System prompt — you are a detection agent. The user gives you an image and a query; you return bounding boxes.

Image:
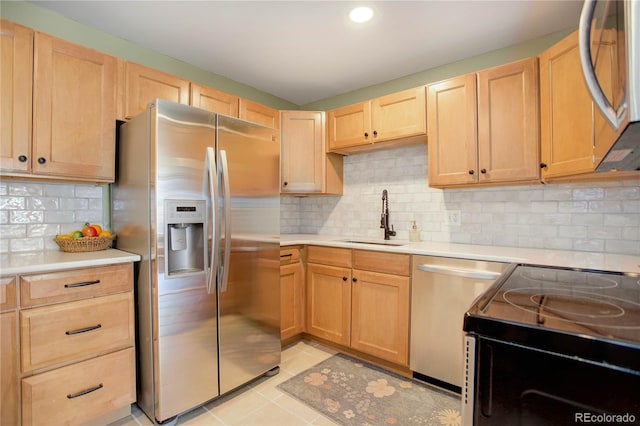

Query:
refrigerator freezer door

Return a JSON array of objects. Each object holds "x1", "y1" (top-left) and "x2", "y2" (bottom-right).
[
  {"x1": 153, "y1": 101, "x2": 220, "y2": 420},
  {"x1": 216, "y1": 115, "x2": 281, "y2": 395}
]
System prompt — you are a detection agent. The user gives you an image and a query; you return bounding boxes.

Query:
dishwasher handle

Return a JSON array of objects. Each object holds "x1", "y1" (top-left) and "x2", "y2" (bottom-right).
[{"x1": 417, "y1": 264, "x2": 502, "y2": 280}]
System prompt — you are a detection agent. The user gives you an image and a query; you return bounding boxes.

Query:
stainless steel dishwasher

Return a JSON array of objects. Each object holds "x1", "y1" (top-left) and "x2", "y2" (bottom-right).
[{"x1": 410, "y1": 255, "x2": 508, "y2": 390}]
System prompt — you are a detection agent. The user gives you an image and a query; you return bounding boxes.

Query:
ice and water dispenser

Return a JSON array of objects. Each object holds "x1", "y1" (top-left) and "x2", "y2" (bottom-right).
[{"x1": 164, "y1": 199, "x2": 206, "y2": 276}]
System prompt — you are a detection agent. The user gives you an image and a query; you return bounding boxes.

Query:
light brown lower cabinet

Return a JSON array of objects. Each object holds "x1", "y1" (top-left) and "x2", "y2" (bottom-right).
[
  {"x1": 3, "y1": 263, "x2": 136, "y2": 426},
  {"x1": 305, "y1": 246, "x2": 410, "y2": 367},
  {"x1": 1, "y1": 311, "x2": 19, "y2": 425},
  {"x1": 280, "y1": 248, "x2": 305, "y2": 341}
]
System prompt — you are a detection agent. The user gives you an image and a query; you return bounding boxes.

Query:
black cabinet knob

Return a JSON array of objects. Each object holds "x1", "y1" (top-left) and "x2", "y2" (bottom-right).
[
  {"x1": 352, "y1": 277, "x2": 358, "y2": 283},
  {"x1": 373, "y1": 130, "x2": 378, "y2": 137},
  {"x1": 468, "y1": 169, "x2": 475, "y2": 175},
  {"x1": 18, "y1": 155, "x2": 27, "y2": 163},
  {"x1": 540, "y1": 162, "x2": 548, "y2": 169},
  {"x1": 342, "y1": 276, "x2": 348, "y2": 281},
  {"x1": 364, "y1": 132, "x2": 369, "y2": 138},
  {"x1": 37, "y1": 157, "x2": 46, "y2": 164},
  {"x1": 481, "y1": 168, "x2": 487, "y2": 174},
  {"x1": 283, "y1": 181, "x2": 288, "y2": 186}
]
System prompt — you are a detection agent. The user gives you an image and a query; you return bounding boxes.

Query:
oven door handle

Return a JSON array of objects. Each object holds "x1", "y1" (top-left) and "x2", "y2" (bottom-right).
[{"x1": 417, "y1": 264, "x2": 502, "y2": 280}]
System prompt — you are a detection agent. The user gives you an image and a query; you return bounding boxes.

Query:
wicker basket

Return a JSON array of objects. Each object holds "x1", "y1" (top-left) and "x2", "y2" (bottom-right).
[{"x1": 54, "y1": 235, "x2": 116, "y2": 253}]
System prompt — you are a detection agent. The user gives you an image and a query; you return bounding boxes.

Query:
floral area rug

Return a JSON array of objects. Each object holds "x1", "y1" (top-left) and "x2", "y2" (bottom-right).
[{"x1": 277, "y1": 353, "x2": 462, "y2": 426}]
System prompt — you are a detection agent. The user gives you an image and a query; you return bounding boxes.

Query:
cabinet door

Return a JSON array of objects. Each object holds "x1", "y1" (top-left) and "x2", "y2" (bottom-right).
[
  {"x1": 239, "y1": 98, "x2": 279, "y2": 129},
  {"x1": 280, "y1": 110, "x2": 325, "y2": 193},
  {"x1": 0, "y1": 20, "x2": 33, "y2": 174},
  {"x1": 477, "y1": 58, "x2": 540, "y2": 183},
  {"x1": 539, "y1": 32, "x2": 595, "y2": 178},
  {"x1": 427, "y1": 74, "x2": 478, "y2": 186},
  {"x1": 1, "y1": 312, "x2": 18, "y2": 426},
  {"x1": 351, "y1": 269, "x2": 410, "y2": 366},
  {"x1": 280, "y1": 261, "x2": 304, "y2": 341},
  {"x1": 190, "y1": 83, "x2": 239, "y2": 117},
  {"x1": 327, "y1": 101, "x2": 371, "y2": 152},
  {"x1": 33, "y1": 33, "x2": 117, "y2": 182},
  {"x1": 371, "y1": 87, "x2": 426, "y2": 143},
  {"x1": 305, "y1": 263, "x2": 351, "y2": 346},
  {"x1": 124, "y1": 62, "x2": 189, "y2": 119}
]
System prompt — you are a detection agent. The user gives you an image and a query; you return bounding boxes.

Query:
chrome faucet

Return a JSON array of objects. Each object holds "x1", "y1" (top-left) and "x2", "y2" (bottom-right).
[{"x1": 380, "y1": 189, "x2": 396, "y2": 240}]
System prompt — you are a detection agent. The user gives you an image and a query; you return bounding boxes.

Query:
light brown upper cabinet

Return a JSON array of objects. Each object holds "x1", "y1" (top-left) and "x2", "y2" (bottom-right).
[
  {"x1": 0, "y1": 20, "x2": 33, "y2": 174},
  {"x1": 239, "y1": 98, "x2": 280, "y2": 129},
  {"x1": 428, "y1": 58, "x2": 540, "y2": 188},
  {"x1": 123, "y1": 62, "x2": 190, "y2": 119},
  {"x1": 427, "y1": 74, "x2": 478, "y2": 187},
  {"x1": 539, "y1": 31, "x2": 625, "y2": 181},
  {"x1": 1, "y1": 22, "x2": 117, "y2": 183},
  {"x1": 280, "y1": 110, "x2": 343, "y2": 195},
  {"x1": 327, "y1": 87, "x2": 427, "y2": 154},
  {"x1": 190, "y1": 83, "x2": 239, "y2": 117}
]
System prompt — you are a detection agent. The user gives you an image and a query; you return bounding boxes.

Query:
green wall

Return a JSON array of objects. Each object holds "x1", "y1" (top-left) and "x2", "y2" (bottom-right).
[
  {"x1": 302, "y1": 29, "x2": 574, "y2": 110},
  {"x1": 0, "y1": 0, "x2": 298, "y2": 110},
  {"x1": 2, "y1": 0, "x2": 573, "y2": 111}
]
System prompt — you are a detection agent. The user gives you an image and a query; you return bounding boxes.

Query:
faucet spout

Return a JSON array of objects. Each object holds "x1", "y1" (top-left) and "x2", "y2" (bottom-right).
[{"x1": 380, "y1": 189, "x2": 396, "y2": 240}]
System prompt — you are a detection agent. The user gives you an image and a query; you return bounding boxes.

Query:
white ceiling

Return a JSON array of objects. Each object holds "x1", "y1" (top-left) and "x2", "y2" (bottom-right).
[{"x1": 30, "y1": 0, "x2": 584, "y2": 106}]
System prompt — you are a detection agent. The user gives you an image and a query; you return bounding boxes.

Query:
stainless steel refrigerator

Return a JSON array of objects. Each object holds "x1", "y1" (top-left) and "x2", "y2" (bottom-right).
[{"x1": 112, "y1": 100, "x2": 281, "y2": 423}]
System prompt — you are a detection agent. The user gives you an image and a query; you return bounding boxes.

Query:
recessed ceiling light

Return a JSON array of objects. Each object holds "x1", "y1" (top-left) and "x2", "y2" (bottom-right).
[{"x1": 349, "y1": 6, "x2": 374, "y2": 23}]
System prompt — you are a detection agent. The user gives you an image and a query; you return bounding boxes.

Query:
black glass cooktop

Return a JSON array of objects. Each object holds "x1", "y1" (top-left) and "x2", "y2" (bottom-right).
[{"x1": 464, "y1": 264, "x2": 640, "y2": 371}]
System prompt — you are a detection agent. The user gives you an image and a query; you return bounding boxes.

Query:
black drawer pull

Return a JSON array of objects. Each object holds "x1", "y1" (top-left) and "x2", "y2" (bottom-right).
[
  {"x1": 65, "y1": 324, "x2": 102, "y2": 335},
  {"x1": 279, "y1": 254, "x2": 293, "y2": 258},
  {"x1": 64, "y1": 279, "x2": 100, "y2": 288},
  {"x1": 67, "y1": 383, "x2": 103, "y2": 399}
]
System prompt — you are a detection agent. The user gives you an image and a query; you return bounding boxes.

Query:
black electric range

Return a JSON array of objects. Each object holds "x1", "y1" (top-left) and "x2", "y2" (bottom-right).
[{"x1": 463, "y1": 264, "x2": 640, "y2": 425}]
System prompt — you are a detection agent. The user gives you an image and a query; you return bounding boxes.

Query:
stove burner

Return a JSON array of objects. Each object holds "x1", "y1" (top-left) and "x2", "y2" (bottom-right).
[
  {"x1": 503, "y1": 287, "x2": 640, "y2": 329},
  {"x1": 530, "y1": 292, "x2": 624, "y2": 318},
  {"x1": 520, "y1": 269, "x2": 620, "y2": 289}
]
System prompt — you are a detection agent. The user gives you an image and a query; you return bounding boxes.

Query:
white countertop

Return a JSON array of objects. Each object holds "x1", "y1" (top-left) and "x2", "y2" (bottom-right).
[
  {"x1": 281, "y1": 234, "x2": 640, "y2": 274},
  {"x1": 0, "y1": 249, "x2": 141, "y2": 275}
]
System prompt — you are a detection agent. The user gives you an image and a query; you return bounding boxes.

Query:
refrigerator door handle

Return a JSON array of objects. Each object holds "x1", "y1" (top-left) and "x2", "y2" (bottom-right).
[
  {"x1": 578, "y1": 0, "x2": 627, "y2": 130},
  {"x1": 219, "y1": 149, "x2": 232, "y2": 293},
  {"x1": 205, "y1": 147, "x2": 220, "y2": 294}
]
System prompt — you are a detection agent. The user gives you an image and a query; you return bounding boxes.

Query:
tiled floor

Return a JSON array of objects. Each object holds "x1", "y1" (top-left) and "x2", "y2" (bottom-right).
[{"x1": 110, "y1": 340, "x2": 342, "y2": 426}]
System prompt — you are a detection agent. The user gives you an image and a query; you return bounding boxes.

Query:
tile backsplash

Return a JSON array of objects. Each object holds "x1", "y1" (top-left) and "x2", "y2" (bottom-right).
[
  {"x1": 2, "y1": 144, "x2": 638, "y2": 256},
  {"x1": 281, "y1": 144, "x2": 640, "y2": 256},
  {"x1": 0, "y1": 181, "x2": 105, "y2": 253}
]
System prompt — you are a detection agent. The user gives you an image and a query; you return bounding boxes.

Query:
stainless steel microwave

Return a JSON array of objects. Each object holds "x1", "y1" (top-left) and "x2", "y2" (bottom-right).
[{"x1": 579, "y1": 0, "x2": 639, "y2": 171}]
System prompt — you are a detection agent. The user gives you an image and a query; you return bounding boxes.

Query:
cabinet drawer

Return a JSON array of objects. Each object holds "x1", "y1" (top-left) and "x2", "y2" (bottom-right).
[
  {"x1": 20, "y1": 292, "x2": 134, "y2": 372},
  {"x1": 353, "y1": 250, "x2": 411, "y2": 276},
  {"x1": 1, "y1": 276, "x2": 17, "y2": 311},
  {"x1": 307, "y1": 245, "x2": 352, "y2": 268},
  {"x1": 20, "y1": 263, "x2": 133, "y2": 307},
  {"x1": 280, "y1": 248, "x2": 301, "y2": 265},
  {"x1": 22, "y1": 347, "x2": 135, "y2": 426}
]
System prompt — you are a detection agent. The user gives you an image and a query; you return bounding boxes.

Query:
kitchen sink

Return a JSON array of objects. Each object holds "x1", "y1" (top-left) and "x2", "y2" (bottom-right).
[{"x1": 338, "y1": 239, "x2": 408, "y2": 246}]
